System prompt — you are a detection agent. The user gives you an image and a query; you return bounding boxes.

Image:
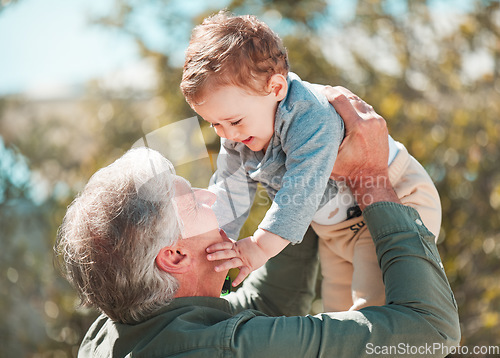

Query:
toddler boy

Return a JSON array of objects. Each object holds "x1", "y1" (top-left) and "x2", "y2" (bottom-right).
[{"x1": 181, "y1": 12, "x2": 441, "y2": 311}]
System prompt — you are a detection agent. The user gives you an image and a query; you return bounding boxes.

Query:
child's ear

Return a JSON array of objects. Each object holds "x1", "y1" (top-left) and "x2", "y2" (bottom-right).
[
  {"x1": 155, "y1": 246, "x2": 191, "y2": 274},
  {"x1": 268, "y1": 74, "x2": 288, "y2": 101}
]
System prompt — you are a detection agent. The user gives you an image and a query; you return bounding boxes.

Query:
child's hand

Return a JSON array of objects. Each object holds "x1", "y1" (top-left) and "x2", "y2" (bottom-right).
[
  {"x1": 206, "y1": 229, "x2": 290, "y2": 287},
  {"x1": 206, "y1": 236, "x2": 271, "y2": 287}
]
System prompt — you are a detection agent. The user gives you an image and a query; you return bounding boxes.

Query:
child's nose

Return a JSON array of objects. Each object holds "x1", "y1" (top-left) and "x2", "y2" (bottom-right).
[
  {"x1": 213, "y1": 126, "x2": 226, "y2": 139},
  {"x1": 224, "y1": 126, "x2": 239, "y2": 141}
]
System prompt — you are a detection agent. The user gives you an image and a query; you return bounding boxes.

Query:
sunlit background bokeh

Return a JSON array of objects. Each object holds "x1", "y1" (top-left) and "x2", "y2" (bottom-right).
[{"x1": 1, "y1": 0, "x2": 499, "y2": 356}]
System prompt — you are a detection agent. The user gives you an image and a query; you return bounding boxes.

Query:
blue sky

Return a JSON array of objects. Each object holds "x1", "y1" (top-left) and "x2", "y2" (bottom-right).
[
  {"x1": 0, "y1": 0, "x2": 138, "y2": 96},
  {"x1": 0, "y1": 0, "x2": 476, "y2": 96}
]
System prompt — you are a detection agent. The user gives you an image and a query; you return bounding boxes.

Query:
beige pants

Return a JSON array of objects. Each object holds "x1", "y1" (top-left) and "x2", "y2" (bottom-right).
[{"x1": 311, "y1": 144, "x2": 441, "y2": 312}]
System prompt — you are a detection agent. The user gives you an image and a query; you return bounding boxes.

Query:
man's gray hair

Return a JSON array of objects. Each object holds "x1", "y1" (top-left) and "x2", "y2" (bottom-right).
[{"x1": 55, "y1": 147, "x2": 181, "y2": 324}]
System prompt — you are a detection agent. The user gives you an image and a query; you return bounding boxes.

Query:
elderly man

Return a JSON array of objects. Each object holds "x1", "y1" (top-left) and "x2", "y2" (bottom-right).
[{"x1": 55, "y1": 87, "x2": 460, "y2": 357}]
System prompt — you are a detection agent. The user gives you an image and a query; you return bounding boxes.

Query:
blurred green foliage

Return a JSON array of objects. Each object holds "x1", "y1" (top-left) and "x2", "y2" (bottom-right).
[{"x1": 1, "y1": 0, "x2": 499, "y2": 356}]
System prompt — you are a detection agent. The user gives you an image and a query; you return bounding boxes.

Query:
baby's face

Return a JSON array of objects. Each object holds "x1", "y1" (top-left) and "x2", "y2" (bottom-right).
[{"x1": 193, "y1": 85, "x2": 279, "y2": 152}]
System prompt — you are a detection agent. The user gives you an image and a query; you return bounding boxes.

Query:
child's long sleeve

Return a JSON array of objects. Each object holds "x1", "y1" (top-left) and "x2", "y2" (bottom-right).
[
  {"x1": 209, "y1": 73, "x2": 345, "y2": 244},
  {"x1": 209, "y1": 140, "x2": 258, "y2": 240},
  {"x1": 258, "y1": 82, "x2": 344, "y2": 243}
]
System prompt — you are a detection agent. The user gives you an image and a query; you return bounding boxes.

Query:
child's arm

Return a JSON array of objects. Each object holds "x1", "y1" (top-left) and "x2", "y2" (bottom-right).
[
  {"x1": 256, "y1": 81, "x2": 345, "y2": 245},
  {"x1": 206, "y1": 229, "x2": 290, "y2": 287}
]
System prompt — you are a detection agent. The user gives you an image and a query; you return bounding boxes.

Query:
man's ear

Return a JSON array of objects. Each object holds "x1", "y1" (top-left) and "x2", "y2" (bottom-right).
[
  {"x1": 267, "y1": 74, "x2": 288, "y2": 101},
  {"x1": 155, "y1": 246, "x2": 191, "y2": 274}
]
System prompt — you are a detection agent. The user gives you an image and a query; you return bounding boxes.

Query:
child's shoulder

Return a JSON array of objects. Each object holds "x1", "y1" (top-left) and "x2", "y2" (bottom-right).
[
  {"x1": 281, "y1": 72, "x2": 332, "y2": 112},
  {"x1": 275, "y1": 73, "x2": 343, "y2": 143}
]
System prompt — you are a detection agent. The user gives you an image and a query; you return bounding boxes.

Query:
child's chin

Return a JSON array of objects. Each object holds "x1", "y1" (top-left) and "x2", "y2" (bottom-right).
[{"x1": 245, "y1": 142, "x2": 261, "y2": 151}]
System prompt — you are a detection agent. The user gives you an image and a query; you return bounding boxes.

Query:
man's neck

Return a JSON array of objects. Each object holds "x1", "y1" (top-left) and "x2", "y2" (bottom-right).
[{"x1": 173, "y1": 273, "x2": 225, "y2": 298}]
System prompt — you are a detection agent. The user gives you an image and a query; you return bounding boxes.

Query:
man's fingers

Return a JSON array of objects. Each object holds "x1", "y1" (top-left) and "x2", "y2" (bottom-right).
[
  {"x1": 322, "y1": 85, "x2": 356, "y2": 99},
  {"x1": 322, "y1": 87, "x2": 362, "y2": 128},
  {"x1": 326, "y1": 86, "x2": 389, "y2": 182},
  {"x1": 326, "y1": 88, "x2": 388, "y2": 139},
  {"x1": 322, "y1": 86, "x2": 382, "y2": 126}
]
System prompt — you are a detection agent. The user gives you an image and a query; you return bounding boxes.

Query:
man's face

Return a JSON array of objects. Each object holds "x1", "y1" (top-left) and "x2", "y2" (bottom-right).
[
  {"x1": 173, "y1": 177, "x2": 231, "y2": 256},
  {"x1": 173, "y1": 177, "x2": 219, "y2": 240},
  {"x1": 193, "y1": 85, "x2": 278, "y2": 152},
  {"x1": 172, "y1": 177, "x2": 233, "y2": 294}
]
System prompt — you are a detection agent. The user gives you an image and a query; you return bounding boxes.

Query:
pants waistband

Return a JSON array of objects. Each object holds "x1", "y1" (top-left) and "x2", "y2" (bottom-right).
[{"x1": 388, "y1": 142, "x2": 411, "y2": 185}]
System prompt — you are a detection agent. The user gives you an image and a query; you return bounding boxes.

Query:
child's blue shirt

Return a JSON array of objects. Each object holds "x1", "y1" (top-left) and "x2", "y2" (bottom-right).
[{"x1": 209, "y1": 72, "x2": 344, "y2": 243}]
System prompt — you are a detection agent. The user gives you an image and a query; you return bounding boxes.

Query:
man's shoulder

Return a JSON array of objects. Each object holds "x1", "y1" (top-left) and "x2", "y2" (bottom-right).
[
  {"x1": 78, "y1": 314, "x2": 116, "y2": 357},
  {"x1": 79, "y1": 297, "x2": 267, "y2": 357}
]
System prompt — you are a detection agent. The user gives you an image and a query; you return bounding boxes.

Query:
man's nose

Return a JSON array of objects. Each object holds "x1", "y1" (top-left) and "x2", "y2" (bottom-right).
[{"x1": 194, "y1": 189, "x2": 216, "y2": 206}]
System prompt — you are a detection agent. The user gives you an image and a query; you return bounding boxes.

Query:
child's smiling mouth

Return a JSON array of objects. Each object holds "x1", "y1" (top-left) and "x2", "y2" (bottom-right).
[{"x1": 242, "y1": 136, "x2": 254, "y2": 145}]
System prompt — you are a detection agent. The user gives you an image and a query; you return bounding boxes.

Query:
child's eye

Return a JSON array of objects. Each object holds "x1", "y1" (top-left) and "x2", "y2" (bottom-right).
[
  {"x1": 230, "y1": 119, "x2": 242, "y2": 126},
  {"x1": 209, "y1": 123, "x2": 220, "y2": 128}
]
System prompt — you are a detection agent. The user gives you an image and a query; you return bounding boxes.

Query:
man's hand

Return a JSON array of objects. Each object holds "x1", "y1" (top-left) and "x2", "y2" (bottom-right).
[
  {"x1": 319, "y1": 86, "x2": 400, "y2": 209},
  {"x1": 206, "y1": 229, "x2": 289, "y2": 287}
]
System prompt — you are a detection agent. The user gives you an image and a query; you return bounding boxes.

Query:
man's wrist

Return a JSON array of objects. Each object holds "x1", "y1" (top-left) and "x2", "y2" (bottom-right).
[
  {"x1": 344, "y1": 172, "x2": 401, "y2": 210},
  {"x1": 363, "y1": 202, "x2": 424, "y2": 243}
]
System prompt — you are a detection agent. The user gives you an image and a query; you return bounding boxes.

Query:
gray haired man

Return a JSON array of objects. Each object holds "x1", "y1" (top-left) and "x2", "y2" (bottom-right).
[{"x1": 55, "y1": 87, "x2": 459, "y2": 357}]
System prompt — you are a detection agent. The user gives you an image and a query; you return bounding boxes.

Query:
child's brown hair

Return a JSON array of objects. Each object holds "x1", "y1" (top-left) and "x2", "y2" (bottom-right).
[{"x1": 181, "y1": 11, "x2": 289, "y2": 105}]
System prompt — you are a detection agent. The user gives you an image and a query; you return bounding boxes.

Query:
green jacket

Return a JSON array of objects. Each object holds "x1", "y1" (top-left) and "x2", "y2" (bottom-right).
[{"x1": 78, "y1": 202, "x2": 460, "y2": 357}]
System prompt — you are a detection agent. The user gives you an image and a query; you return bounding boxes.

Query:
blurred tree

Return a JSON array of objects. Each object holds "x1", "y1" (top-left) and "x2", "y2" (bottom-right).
[
  {"x1": 1, "y1": 0, "x2": 499, "y2": 356},
  {"x1": 0, "y1": 137, "x2": 38, "y2": 358},
  {"x1": 0, "y1": 136, "x2": 98, "y2": 357},
  {"x1": 0, "y1": 0, "x2": 20, "y2": 13}
]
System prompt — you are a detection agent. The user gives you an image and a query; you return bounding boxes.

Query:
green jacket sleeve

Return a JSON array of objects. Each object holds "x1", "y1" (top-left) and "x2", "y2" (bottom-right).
[{"x1": 226, "y1": 202, "x2": 460, "y2": 357}]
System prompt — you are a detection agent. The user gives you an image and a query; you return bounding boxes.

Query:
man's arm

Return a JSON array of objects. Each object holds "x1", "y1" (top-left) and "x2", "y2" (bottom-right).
[
  {"x1": 224, "y1": 87, "x2": 459, "y2": 356},
  {"x1": 323, "y1": 86, "x2": 400, "y2": 208},
  {"x1": 224, "y1": 203, "x2": 460, "y2": 358}
]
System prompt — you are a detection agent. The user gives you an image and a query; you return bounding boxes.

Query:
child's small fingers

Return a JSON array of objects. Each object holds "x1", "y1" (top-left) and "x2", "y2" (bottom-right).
[
  {"x1": 214, "y1": 258, "x2": 243, "y2": 272},
  {"x1": 206, "y1": 242, "x2": 234, "y2": 253},
  {"x1": 232, "y1": 277, "x2": 243, "y2": 287},
  {"x1": 207, "y1": 249, "x2": 237, "y2": 261},
  {"x1": 232, "y1": 267, "x2": 251, "y2": 287}
]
